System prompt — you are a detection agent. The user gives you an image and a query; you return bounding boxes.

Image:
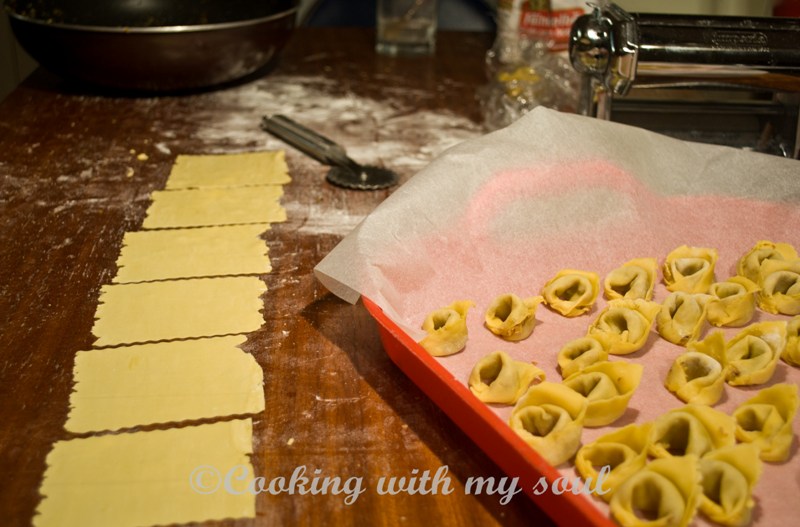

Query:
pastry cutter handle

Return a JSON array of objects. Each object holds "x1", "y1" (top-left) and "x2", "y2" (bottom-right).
[{"x1": 261, "y1": 114, "x2": 352, "y2": 168}]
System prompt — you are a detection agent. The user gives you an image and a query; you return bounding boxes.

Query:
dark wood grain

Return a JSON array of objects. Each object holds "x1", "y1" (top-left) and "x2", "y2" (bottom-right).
[{"x1": 0, "y1": 28, "x2": 556, "y2": 527}]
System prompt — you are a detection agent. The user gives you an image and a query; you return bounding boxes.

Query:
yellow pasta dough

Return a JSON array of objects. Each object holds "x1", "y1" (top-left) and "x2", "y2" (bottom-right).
[
  {"x1": 733, "y1": 383, "x2": 799, "y2": 462},
  {"x1": 698, "y1": 444, "x2": 762, "y2": 527},
  {"x1": 783, "y1": 315, "x2": 800, "y2": 367},
  {"x1": 575, "y1": 423, "x2": 651, "y2": 501},
  {"x1": 706, "y1": 276, "x2": 759, "y2": 327},
  {"x1": 468, "y1": 350, "x2": 545, "y2": 404},
  {"x1": 664, "y1": 351, "x2": 725, "y2": 406},
  {"x1": 656, "y1": 291, "x2": 710, "y2": 346},
  {"x1": 610, "y1": 456, "x2": 702, "y2": 527},
  {"x1": 687, "y1": 330, "x2": 728, "y2": 367},
  {"x1": 663, "y1": 245, "x2": 718, "y2": 294},
  {"x1": 165, "y1": 151, "x2": 291, "y2": 189},
  {"x1": 509, "y1": 382, "x2": 588, "y2": 466},
  {"x1": 724, "y1": 320, "x2": 786, "y2": 386},
  {"x1": 756, "y1": 258, "x2": 800, "y2": 315},
  {"x1": 588, "y1": 299, "x2": 660, "y2": 355},
  {"x1": 418, "y1": 300, "x2": 475, "y2": 357},
  {"x1": 540, "y1": 269, "x2": 600, "y2": 317},
  {"x1": 563, "y1": 361, "x2": 643, "y2": 427},
  {"x1": 557, "y1": 336, "x2": 608, "y2": 378},
  {"x1": 649, "y1": 405, "x2": 736, "y2": 459},
  {"x1": 603, "y1": 257, "x2": 658, "y2": 301},
  {"x1": 737, "y1": 240, "x2": 798, "y2": 284},
  {"x1": 484, "y1": 293, "x2": 543, "y2": 341}
]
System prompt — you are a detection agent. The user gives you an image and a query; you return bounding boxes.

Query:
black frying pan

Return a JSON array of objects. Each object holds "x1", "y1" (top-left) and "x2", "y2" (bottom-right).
[{"x1": 4, "y1": 0, "x2": 298, "y2": 92}]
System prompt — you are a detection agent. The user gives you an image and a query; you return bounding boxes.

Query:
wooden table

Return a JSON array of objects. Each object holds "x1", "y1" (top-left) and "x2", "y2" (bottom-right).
[{"x1": 0, "y1": 28, "x2": 557, "y2": 526}]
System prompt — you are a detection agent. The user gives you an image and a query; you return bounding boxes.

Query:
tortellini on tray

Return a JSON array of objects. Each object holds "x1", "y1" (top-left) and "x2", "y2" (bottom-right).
[
  {"x1": 663, "y1": 245, "x2": 718, "y2": 294},
  {"x1": 649, "y1": 404, "x2": 736, "y2": 459},
  {"x1": 509, "y1": 381, "x2": 587, "y2": 466},
  {"x1": 656, "y1": 291, "x2": 710, "y2": 346},
  {"x1": 418, "y1": 300, "x2": 475, "y2": 357},
  {"x1": 540, "y1": 269, "x2": 600, "y2": 317},
  {"x1": 724, "y1": 321, "x2": 786, "y2": 386},
  {"x1": 603, "y1": 257, "x2": 658, "y2": 301},
  {"x1": 575, "y1": 423, "x2": 651, "y2": 502},
  {"x1": 698, "y1": 444, "x2": 763, "y2": 527},
  {"x1": 483, "y1": 293, "x2": 543, "y2": 341},
  {"x1": 733, "y1": 383, "x2": 799, "y2": 462},
  {"x1": 610, "y1": 455, "x2": 702, "y2": 527},
  {"x1": 737, "y1": 240, "x2": 798, "y2": 284},
  {"x1": 756, "y1": 258, "x2": 800, "y2": 316},
  {"x1": 557, "y1": 336, "x2": 608, "y2": 378},
  {"x1": 783, "y1": 315, "x2": 800, "y2": 367},
  {"x1": 468, "y1": 350, "x2": 545, "y2": 405},
  {"x1": 563, "y1": 361, "x2": 643, "y2": 427},
  {"x1": 588, "y1": 299, "x2": 660, "y2": 355},
  {"x1": 706, "y1": 276, "x2": 759, "y2": 328},
  {"x1": 664, "y1": 350, "x2": 725, "y2": 406}
]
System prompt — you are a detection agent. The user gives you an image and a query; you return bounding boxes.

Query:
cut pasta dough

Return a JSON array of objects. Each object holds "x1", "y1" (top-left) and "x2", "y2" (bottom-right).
[
  {"x1": 733, "y1": 383, "x2": 799, "y2": 462},
  {"x1": 540, "y1": 269, "x2": 600, "y2": 317},
  {"x1": 483, "y1": 293, "x2": 543, "y2": 341},
  {"x1": 724, "y1": 320, "x2": 786, "y2": 386},
  {"x1": 603, "y1": 257, "x2": 658, "y2": 301},
  {"x1": 663, "y1": 245, "x2": 718, "y2": 294},
  {"x1": 165, "y1": 151, "x2": 291, "y2": 189},
  {"x1": 587, "y1": 299, "x2": 660, "y2": 355},
  {"x1": 706, "y1": 276, "x2": 759, "y2": 327},
  {"x1": 698, "y1": 444, "x2": 762, "y2": 527},
  {"x1": 562, "y1": 361, "x2": 643, "y2": 427},
  {"x1": 664, "y1": 351, "x2": 725, "y2": 406},
  {"x1": 418, "y1": 300, "x2": 475, "y2": 356},
  {"x1": 737, "y1": 240, "x2": 798, "y2": 284},
  {"x1": 656, "y1": 291, "x2": 710, "y2": 346},
  {"x1": 649, "y1": 405, "x2": 736, "y2": 459},
  {"x1": 468, "y1": 350, "x2": 545, "y2": 404},
  {"x1": 557, "y1": 336, "x2": 608, "y2": 378}
]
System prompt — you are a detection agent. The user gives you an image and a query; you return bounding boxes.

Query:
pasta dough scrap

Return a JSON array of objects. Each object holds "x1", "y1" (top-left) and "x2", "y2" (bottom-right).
[
  {"x1": 557, "y1": 336, "x2": 608, "y2": 378},
  {"x1": 698, "y1": 444, "x2": 763, "y2": 527},
  {"x1": 165, "y1": 151, "x2": 291, "y2": 189},
  {"x1": 610, "y1": 455, "x2": 702, "y2": 527},
  {"x1": 733, "y1": 383, "x2": 799, "y2": 462},
  {"x1": 782, "y1": 315, "x2": 800, "y2": 367},
  {"x1": 575, "y1": 423, "x2": 652, "y2": 501},
  {"x1": 34, "y1": 419, "x2": 255, "y2": 527},
  {"x1": 724, "y1": 320, "x2": 786, "y2": 386},
  {"x1": 66, "y1": 336, "x2": 264, "y2": 433},
  {"x1": 756, "y1": 258, "x2": 800, "y2": 315},
  {"x1": 113, "y1": 224, "x2": 271, "y2": 283},
  {"x1": 603, "y1": 257, "x2": 658, "y2": 301},
  {"x1": 468, "y1": 350, "x2": 545, "y2": 404},
  {"x1": 509, "y1": 382, "x2": 588, "y2": 466},
  {"x1": 540, "y1": 269, "x2": 600, "y2": 317},
  {"x1": 656, "y1": 291, "x2": 711, "y2": 346},
  {"x1": 664, "y1": 351, "x2": 725, "y2": 406},
  {"x1": 588, "y1": 299, "x2": 660, "y2": 355},
  {"x1": 418, "y1": 300, "x2": 475, "y2": 357},
  {"x1": 563, "y1": 361, "x2": 643, "y2": 427},
  {"x1": 92, "y1": 276, "x2": 267, "y2": 347},
  {"x1": 663, "y1": 245, "x2": 718, "y2": 294},
  {"x1": 649, "y1": 405, "x2": 736, "y2": 459},
  {"x1": 143, "y1": 186, "x2": 286, "y2": 229},
  {"x1": 706, "y1": 276, "x2": 759, "y2": 327},
  {"x1": 484, "y1": 293, "x2": 543, "y2": 341},
  {"x1": 737, "y1": 240, "x2": 798, "y2": 284}
]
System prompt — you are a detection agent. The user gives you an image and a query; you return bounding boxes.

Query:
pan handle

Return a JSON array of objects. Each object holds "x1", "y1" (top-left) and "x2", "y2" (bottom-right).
[{"x1": 261, "y1": 114, "x2": 351, "y2": 167}]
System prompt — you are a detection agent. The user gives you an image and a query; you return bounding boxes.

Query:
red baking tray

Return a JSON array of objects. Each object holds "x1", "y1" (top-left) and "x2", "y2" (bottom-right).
[{"x1": 363, "y1": 296, "x2": 616, "y2": 527}]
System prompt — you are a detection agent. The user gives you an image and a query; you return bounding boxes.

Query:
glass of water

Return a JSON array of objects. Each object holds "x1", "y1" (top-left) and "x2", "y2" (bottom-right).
[{"x1": 376, "y1": 0, "x2": 438, "y2": 56}]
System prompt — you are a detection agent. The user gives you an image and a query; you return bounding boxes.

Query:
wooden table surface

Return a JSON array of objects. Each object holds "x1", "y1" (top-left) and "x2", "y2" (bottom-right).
[{"x1": 0, "y1": 28, "x2": 558, "y2": 527}]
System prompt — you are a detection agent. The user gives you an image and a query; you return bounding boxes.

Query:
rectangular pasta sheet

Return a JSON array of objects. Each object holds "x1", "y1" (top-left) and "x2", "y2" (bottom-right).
[
  {"x1": 113, "y1": 224, "x2": 271, "y2": 283},
  {"x1": 66, "y1": 335, "x2": 265, "y2": 433},
  {"x1": 165, "y1": 150, "x2": 291, "y2": 189},
  {"x1": 35, "y1": 419, "x2": 256, "y2": 527},
  {"x1": 92, "y1": 276, "x2": 267, "y2": 346}
]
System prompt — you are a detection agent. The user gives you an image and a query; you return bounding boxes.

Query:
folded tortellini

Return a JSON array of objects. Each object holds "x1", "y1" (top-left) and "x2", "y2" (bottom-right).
[
  {"x1": 603, "y1": 257, "x2": 658, "y2": 301},
  {"x1": 733, "y1": 383, "x2": 799, "y2": 462},
  {"x1": 483, "y1": 293, "x2": 543, "y2": 341},
  {"x1": 698, "y1": 444, "x2": 762, "y2": 527},
  {"x1": 610, "y1": 455, "x2": 702, "y2": 527},
  {"x1": 706, "y1": 276, "x2": 759, "y2": 327},
  {"x1": 563, "y1": 361, "x2": 643, "y2": 427},
  {"x1": 656, "y1": 291, "x2": 711, "y2": 346},
  {"x1": 664, "y1": 351, "x2": 725, "y2": 406},
  {"x1": 418, "y1": 300, "x2": 475, "y2": 357},
  {"x1": 756, "y1": 258, "x2": 800, "y2": 316},
  {"x1": 663, "y1": 245, "x2": 718, "y2": 294},
  {"x1": 557, "y1": 336, "x2": 607, "y2": 378},
  {"x1": 724, "y1": 321, "x2": 786, "y2": 386},
  {"x1": 588, "y1": 299, "x2": 660, "y2": 355},
  {"x1": 468, "y1": 350, "x2": 545, "y2": 404},
  {"x1": 509, "y1": 381, "x2": 587, "y2": 466},
  {"x1": 575, "y1": 423, "x2": 651, "y2": 501},
  {"x1": 737, "y1": 240, "x2": 798, "y2": 284},
  {"x1": 783, "y1": 315, "x2": 800, "y2": 367},
  {"x1": 541, "y1": 269, "x2": 600, "y2": 317},
  {"x1": 649, "y1": 404, "x2": 736, "y2": 459}
]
